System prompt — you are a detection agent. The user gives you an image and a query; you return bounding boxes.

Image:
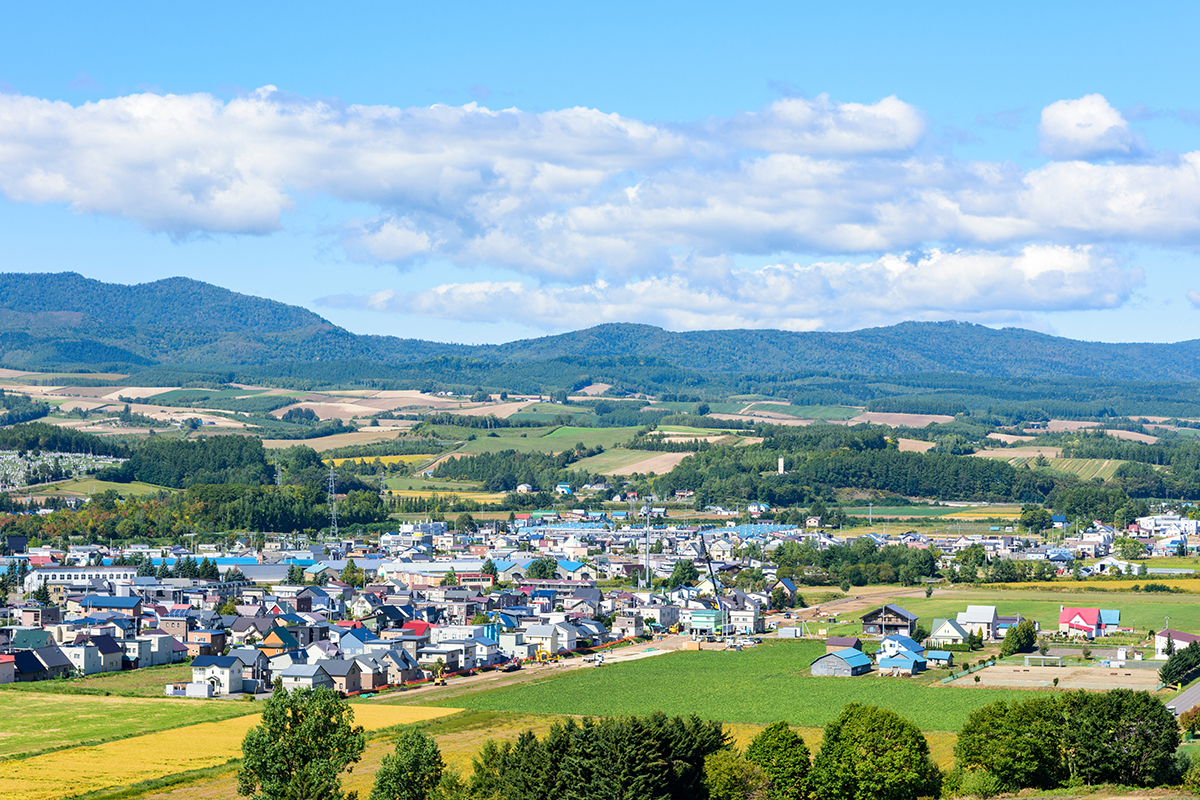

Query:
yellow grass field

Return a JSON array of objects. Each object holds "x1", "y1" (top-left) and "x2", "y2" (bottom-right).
[
  {"x1": 329, "y1": 454, "x2": 436, "y2": 466},
  {"x1": 0, "y1": 704, "x2": 460, "y2": 800}
]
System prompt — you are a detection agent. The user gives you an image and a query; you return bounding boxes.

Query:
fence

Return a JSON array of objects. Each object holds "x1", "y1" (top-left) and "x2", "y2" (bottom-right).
[{"x1": 942, "y1": 659, "x2": 997, "y2": 684}]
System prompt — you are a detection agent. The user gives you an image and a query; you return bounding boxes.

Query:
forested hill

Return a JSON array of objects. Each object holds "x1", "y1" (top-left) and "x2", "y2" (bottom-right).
[{"x1": 1, "y1": 272, "x2": 1199, "y2": 381}]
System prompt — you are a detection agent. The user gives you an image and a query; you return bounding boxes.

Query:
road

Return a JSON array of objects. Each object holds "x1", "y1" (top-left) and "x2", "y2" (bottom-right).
[{"x1": 1171, "y1": 681, "x2": 1200, "y2": 716}]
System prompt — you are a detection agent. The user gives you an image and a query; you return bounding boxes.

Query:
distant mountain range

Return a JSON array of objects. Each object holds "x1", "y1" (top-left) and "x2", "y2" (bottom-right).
[{"x1": 2, "y1": 271, "x2": 1199, "y2": 382}]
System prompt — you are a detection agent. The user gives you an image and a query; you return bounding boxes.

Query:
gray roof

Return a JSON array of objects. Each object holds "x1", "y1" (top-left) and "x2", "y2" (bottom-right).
[{"x1": 280, "y1": 664, "x2": 328, "y2": 678}]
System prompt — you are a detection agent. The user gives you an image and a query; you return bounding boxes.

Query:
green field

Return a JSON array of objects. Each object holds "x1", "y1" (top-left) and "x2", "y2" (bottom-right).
[
  {"x1": 37, "y1": 478, "x2": 170, "y2": 498},
  {"x1": 0, "y1": 692, "x2": 255, "y2": 759},
  {"x1": 387, "y1": 476, "x2": 488, "y2": 492},
  {"x1": 658, "y1": 425, "x2": 744, "y2": 437},
  {"x1": 432, "y1": 425, "x2": 641, "y2": 455},
  {"x1": 647, "y1": 402, "x2": 750, "y2": 415},
  {"x1": 845, "y1": 506, "x2": 962, "y2": 517},
  {"x1": 130, "y1": 388, "x2": 268, "y2": 403},
  {"x1": 426, "y1": 639, "x2": 1032, "y2": 731},
  {"x1": 1004, "y1": 457, "x2": 1124, "y2": 480},
  {"x1": 746, "y1": 403, "x2": 861, "y2": 420},
  {"x1": 570, "y1": 448, "x2": 663, "y2": 473},
  {"x1": 1, "y1": 663, "x2": 195, "y2": 698}
]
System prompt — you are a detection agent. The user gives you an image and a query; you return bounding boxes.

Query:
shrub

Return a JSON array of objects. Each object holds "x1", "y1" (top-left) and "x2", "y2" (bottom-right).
[{"x1": 960, "y1": 769, "x2": 1002, "y2": 799}]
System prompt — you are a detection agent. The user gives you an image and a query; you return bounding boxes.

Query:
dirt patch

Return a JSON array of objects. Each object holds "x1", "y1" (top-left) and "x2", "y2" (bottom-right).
[
  {"x1": 973, "y1": 446, "x2": 1063, "y2": 459},
  {"x1": 897, "y1": 438, "x2": 936, "y2": 452},
  {"x1": 575, "y1": 383, "x2": 612, "y2": 396},
  {"x1": 709, "y1": 413, "x2": 812, "y2": 427},
  {"x1": 987, "y1": 432, "x2": 1035, "y2": 444},
  {"x1": 453, "y1": 400, "x2": 539, "y2": 418},
  {"x1": 849, "y1": 412, "x2": 955, "y2": 427},
  {"x1": 610, "y1": 452, "x2": 692, "y2": 476},
  {"x1": 958, "y1": 664, "x2": 1160, "y2": 690},
  {"x1": 1043, "y1": 419, "x2": 1101, "y2": 432},
  {"x1": 1104, "y1": 429, "x2": 1158, "y2": 444}
]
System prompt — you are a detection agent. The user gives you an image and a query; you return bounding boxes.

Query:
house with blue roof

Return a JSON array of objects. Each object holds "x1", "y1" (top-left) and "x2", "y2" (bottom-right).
[
  {"x1": 926, "y1": 650, "x2": 954, "y2": 668},
  {"x1": 810, "y1": 647, "x2": 872, "y2": 677},
  {"x1": 879, "y1": 635, "x2": 926, "y2": 658},
  {"x1": 556, "y1": 560, "x2": 592, "y2": 580}
]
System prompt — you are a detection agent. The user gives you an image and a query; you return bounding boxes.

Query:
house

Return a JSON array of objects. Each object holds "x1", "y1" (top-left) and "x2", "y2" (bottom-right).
[
  {"x1": 228, "y1": 647, "x2": 272, "y2": 685},
  {"x1": 278, "y1": 664, "x2": 335, "y2": 693},
  {"x1": 1057, "y1": 607, "x2": 1119, "y2": 638},
  {"x1": 956, "y1": 606, "x2": 999, "y2": 640},
  {"x1": 191, "y1": 655, "x2": 246, "y2": 695},
  {"x1": 860, "y1": 604, "x2": 918, "y2": 638},
  {"x1": 523, "y1": 624, "x2": 560, "y2": 654},
  {"x1": 257, "y1": 626, "x2": 301, "y2": 656},
  {"x1": 612, "y1": 615, "x2": 644, "y2": 639},
  {"x1": 0, "y1": 654, "x2": 15, "y2": 684},
  {"x1": 926, "y1": 650, "x2": 954, "y2": 668},
  {"x1": 378, "y1": 649, "x2": 423, "y2": 684},
  {"x1": 1155, "y1": 630, "x2": 1200, "y2": 660},
  {"x1": 810, "y1": 648, "x2": 872, "y2": 677},
  {"x1": 879, "y1": 635, "x2": 926, "y2": 659},
  {"x1": 928, "y1": 619, "x2": 969, "y2": 647},
  {"x1": 825, "y1": 636, "x2": 862, "y2": 654}
]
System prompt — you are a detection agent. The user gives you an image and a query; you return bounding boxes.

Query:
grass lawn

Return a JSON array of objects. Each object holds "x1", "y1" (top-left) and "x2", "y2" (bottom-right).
[
  {"x1": 1, "y1": 663, "x2": 195, "y2": 698},
  {"x1": 0, "y1": 693, "x2": 256, "y2": 760},
  {"x1": 422, "y1": 639, "x2": 1032, "y2": 731}
]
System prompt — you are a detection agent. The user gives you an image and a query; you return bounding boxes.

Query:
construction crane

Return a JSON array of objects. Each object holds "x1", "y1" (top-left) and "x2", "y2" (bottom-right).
[{"x1": 695, "y1": 534, "x2": 728, "y2": 638}]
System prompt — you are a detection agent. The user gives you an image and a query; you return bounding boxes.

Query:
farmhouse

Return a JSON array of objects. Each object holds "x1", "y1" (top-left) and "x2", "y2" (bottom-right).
[
  {"x1": 878, "y1": 649, "x2": 927, "y2": 675},
  {"x1": 956, "y1": 605, "x2": 998, "y2": 640},
  {"x1": 810, "y1": 647, "x2": 872, "y2": 677},
  {"x1": 928, "y1": 618, "x2": 969, "y2": 647},
  {"x1": 861, "y1": 604, "x2": 918, "y2": 638},
  {"x1": 1155, "y1": 629, "x2": 1200, "y2": 660},
  {"x1": 1058, "y1": 607, "x2": 1121, "y2": 638}
]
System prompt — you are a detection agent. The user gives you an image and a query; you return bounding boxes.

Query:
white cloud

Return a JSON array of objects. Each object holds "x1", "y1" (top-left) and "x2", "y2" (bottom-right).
[
  {"x1": 714, "y1": 94, "x2": 926, "y2": 154},
  {"x1": 322, "y1": 245, "x2": 1140, "y2": 331},
  {"x1": 0, "y1": 86, "x2": 1190, "y2": 330},
  {"x1": 1038, "y1": 94, "x2": 1138, "y2": 160},
  {"x1": 1187, "y1": 290, "x2": 1200, "y2": 309}
]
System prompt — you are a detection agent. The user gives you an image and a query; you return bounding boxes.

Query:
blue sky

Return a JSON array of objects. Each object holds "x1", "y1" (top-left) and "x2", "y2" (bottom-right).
[{"x1": 2, "y1": 2, "x2": 1199, "y2": 344}]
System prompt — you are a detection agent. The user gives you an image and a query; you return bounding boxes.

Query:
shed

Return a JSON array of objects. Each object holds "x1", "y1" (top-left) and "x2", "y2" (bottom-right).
[
  {"x1": 926, "y1": 650, "x2": 954, "y2": 668},
  {"x1": 810, "y1": 647, "x2": 872, "y2": 677}
]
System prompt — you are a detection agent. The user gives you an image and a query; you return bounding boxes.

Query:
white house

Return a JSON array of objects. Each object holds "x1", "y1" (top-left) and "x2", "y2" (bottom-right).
[
  {"x1": 190, "y1": 655, "x2": 246, "y2": 695},
  {"x1": 956, "y1": 606, "x2": 999, "y2": 640},
  {"x1": 1155, "y1": 629, "x2": 1200, "y2": 660}
]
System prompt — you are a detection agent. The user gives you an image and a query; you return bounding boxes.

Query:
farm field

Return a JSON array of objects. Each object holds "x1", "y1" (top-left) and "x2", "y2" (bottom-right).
[
  {"x1": 425, "y1": 639, "x2": 1032, "y2": 731},
  {"x1": 34, "y1": 478, "x2": 170, "y2": 498},
  {"x1": 262, "y1": 428, "x2": 412, "y2": 451},
  {"x1": 571, "y1": 448, "x2": 669, "y2": 474},
  {"x1": 845, "y1": 505, "x2": 962, "y2": 518},
  {"x1": 746, "y1": 403, "x2": 860, "y2": 420},
  {"x1": 0, "y1": 693, "x2": 256, "y2": 760},
  {"x1": 1, "y1": 663, "x2": 194, "y2": 698},
  {"x1": 996, "y1": 456, "x2": 1125, "y2": 480},
  {"x1": 330, "y1": 453, "x2": 437, "y2": 466},
  {"x1": 0, "y1": 701, "x2": 459, "y2": 800}
]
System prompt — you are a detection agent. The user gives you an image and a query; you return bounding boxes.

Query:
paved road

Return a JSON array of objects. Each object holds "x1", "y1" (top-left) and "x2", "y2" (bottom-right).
[{"x1": 1170, "y1": 681, "x2": 1200, "y2": 716}]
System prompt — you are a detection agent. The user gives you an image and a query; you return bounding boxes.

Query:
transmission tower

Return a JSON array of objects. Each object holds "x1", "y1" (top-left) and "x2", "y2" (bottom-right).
[
  {"x1": 327, "y1": 464, "x2": 339, "y2": 539},
  {"x1": 274, "y1": 459, "x2": 283, "y2": 487}
]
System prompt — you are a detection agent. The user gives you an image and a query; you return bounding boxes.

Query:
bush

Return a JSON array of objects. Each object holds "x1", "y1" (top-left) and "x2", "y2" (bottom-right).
[{"x1": 960, "y1": 769, "x2": 1002, "y2": 799}]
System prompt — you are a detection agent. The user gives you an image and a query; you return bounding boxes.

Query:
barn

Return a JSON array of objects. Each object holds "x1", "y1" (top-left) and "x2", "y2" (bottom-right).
[{"x1": 810, "y1": 647, "x2": 872, "y2": 677}]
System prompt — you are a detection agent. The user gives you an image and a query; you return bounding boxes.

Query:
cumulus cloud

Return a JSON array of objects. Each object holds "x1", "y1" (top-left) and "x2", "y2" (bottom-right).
[
  {"x1": 320, "y1": 245, "x2": 1141, "y2": 331},
  {"x1": 1039, "y1": 94, "x2": 1138, "y2": 159},
  {"x1": 1187, "y1": 290, "x2": 1200, "y2": 309},
  {"x1": 0, "y1": 86, "x2": 1188, "y2": 329}
]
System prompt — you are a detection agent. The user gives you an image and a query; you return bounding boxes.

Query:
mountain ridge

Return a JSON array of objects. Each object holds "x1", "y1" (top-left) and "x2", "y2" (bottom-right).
[{"x1": 2, "y1": 272, "x2": 1198, "y2": 381}]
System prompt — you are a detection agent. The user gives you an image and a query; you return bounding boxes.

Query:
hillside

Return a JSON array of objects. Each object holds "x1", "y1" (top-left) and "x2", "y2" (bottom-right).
[{"x1": 2, "y1": 272, "x2": 1199, "y2": 382}]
